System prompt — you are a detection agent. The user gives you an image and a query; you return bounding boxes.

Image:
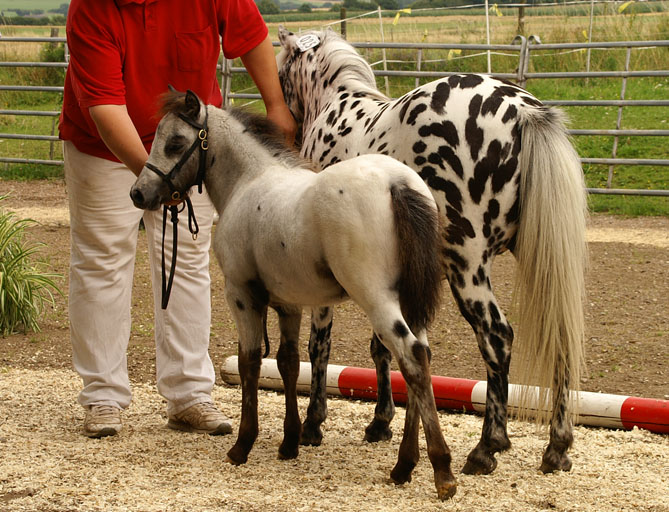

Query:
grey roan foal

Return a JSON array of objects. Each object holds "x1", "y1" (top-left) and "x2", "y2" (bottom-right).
[{"x1": 130, "y1": 90, "x2": 457, "y2": 500}]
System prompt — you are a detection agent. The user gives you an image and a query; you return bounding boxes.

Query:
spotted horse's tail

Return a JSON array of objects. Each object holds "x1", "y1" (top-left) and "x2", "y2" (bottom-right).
[{"x1": 512, "y1": 106, "x2": 588, "y2": 465}]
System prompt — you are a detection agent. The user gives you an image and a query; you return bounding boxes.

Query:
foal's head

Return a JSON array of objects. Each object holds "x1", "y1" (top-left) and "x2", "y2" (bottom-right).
[{"x1": 130, "y1": 89, "x2": 209, "y2": 210}]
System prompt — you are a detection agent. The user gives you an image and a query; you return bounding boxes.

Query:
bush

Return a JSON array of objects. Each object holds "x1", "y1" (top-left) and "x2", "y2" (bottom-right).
[
  {"x1": 0, "y1": 196, "x2": 62, "y2": 336},
  {"x1": 257, "y1": 0, "x2": 280, "y2": 14},
  {"x1": 39, "y1": 40, "x2": 66, "y2": 87}
]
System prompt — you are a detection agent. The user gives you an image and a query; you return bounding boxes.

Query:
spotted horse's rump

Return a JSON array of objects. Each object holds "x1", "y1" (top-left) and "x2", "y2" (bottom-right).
[{"x1": 277, "y1": 27, "x2": 588, "y2": 476}]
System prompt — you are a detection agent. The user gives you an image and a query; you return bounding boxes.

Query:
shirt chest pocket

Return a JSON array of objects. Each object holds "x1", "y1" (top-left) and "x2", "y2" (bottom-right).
[{"x1": 175, "y1": 27, "x2": 217, "y2": 72}]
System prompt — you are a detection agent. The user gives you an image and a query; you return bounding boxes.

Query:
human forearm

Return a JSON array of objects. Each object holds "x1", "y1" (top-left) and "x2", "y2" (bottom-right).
[
  {"x1": 241, "y1": 35, "x2": 296, "y2": 144},
  {"x1": 89, "y1": 104, "x2": 148, "y2": 176}
]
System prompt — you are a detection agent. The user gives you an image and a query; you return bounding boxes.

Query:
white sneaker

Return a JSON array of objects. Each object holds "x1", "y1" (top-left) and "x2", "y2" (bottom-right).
[
  {"x1": 83, "y1": 405, "x2": 122, "y2": 438},
  {"x1": 167, "y1": 401, "x2": 232, "y2": 435}
]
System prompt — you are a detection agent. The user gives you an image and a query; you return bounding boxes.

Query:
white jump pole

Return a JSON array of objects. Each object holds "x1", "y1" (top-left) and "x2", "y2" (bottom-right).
[{"x1": 221, "y1": 357, "x2": 669, "y2": 434}]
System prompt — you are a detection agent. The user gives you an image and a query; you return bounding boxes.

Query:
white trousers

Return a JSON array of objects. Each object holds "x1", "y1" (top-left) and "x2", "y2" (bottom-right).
[{"x1": 64, "y1": 141, "x2": 216, "y2": 415}]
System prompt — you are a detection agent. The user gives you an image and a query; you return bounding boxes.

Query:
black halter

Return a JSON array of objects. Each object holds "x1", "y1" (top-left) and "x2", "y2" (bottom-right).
[
  {"x1": 145, "y1": 109, "x2": 209, "y2": 200},
  {"x1": 144, "y1": 108, "x2": 209, "y2": 309}
]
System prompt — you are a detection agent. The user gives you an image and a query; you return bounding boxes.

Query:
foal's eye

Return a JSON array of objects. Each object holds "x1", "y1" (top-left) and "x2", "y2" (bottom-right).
[{"x1": 165, "y1": 136, "x2": 187, "y2": 156}]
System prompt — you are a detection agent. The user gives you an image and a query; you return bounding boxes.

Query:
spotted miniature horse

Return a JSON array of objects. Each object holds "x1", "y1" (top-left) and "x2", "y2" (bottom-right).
[
  {"x1": 130, "y1": 90, "x2": 457, "y2": 499},
  {"x1": 277, "y1": 27, "x2": 588, "y2": 475}
]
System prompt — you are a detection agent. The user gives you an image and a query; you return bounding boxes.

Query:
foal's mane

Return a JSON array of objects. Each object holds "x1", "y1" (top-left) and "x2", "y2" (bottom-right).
[
  {"x1": 159, "y1": 90, "x2": 310, "y2": 170},
  {"x1": 227, "y1": 108, "x2": 310, "y2": 169}
]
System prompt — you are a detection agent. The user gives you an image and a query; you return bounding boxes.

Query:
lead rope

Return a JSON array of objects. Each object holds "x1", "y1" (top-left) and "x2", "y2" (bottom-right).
[
  {"x1": 160, "y1": 196, "x2": 199, "y2": 309},
  {"x1": 148, "y1": 102, "x2": 208, "y2": 309}
]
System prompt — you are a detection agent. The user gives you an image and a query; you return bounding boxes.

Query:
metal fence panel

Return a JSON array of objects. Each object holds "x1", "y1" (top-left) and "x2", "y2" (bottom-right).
[{"x1": 1, "y1": 35, "x2": 667, "y2": 197}]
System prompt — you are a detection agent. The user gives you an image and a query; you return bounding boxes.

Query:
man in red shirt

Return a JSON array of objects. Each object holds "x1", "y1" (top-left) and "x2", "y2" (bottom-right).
[{"x1": 60, "y1": 0, "x2": 296, "y2": 438}]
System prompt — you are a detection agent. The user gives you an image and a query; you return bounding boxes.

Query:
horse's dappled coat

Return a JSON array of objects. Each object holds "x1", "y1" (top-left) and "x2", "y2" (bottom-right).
[{"x1": 277, "y1": 27, "x2": 588, "y2": 477}]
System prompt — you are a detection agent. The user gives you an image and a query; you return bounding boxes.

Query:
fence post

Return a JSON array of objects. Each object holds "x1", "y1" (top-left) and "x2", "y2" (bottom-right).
[
  {"x1": 416, "y1": 48, "x2": 422, "y2": 89},
  {"x1": 377, "y1": 6, "x2": 390, "y2": 96},
  {"x1": 512, "y1": 35, "x2": 528, "y2": 87},
  {"x1": 517, "y1": 1, "x2": 526, "y2": 35},
  {"x1": 340, "y1": 7, "x2": 347, "y2": 40},
  {"x1": 586, "y1": 0, "x2": 595, "y2": 80},
  {"x1": 221, "y1": 58, "x2": 232, "y2": 107},
  {"x1": 608, "y1": 46, "x2": 631, "y2": 188},
  {"x1": 49, "y1": 27, "x2": 59, "y2": 160}
]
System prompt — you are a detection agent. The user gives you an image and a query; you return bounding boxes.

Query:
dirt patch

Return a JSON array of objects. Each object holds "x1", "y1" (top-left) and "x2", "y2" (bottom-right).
[{"x1": 1, "y1": 179, "x2": 667, "y2": 399}]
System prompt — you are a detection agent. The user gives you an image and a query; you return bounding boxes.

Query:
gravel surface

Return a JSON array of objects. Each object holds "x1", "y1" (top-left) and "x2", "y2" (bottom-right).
[
  {"x1": 1, "y1": 368, "x2": 668, "y2": 512},
  {"x1": 1, "y1": 181, "x2": 668, "y2": 511}
]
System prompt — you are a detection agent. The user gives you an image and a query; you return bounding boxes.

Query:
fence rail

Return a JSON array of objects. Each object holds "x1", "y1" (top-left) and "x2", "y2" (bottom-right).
[{"x1": 1, "y1": 35, "x2": 667, "y2": 197}]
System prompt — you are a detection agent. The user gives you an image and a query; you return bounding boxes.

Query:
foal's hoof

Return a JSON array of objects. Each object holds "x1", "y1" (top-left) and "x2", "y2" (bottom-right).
[
  {"x1": 299, "y1": 422, "x2": 323, "y2": 446},
  {"x1": 436, "y1": 480, "x2": 457, "y2": 501},
  {"x1": 226, "y1": 446, "x2": 248, "y2": 466},
  {"x1": 390, "y1": 459, "x2": 417, "y2": 485},
  {"x1": 540, "y1": 451, "x2": 572, "y2": 473},
  {"x1": 364, "y1": 419, "x2": 393, "y2": 443},
  {"x1": 461, "y1": 451, "x2": 497, "y2": 475},
  {"x1": 278, "y1": 442, "x2": 299, "y2": 460}
]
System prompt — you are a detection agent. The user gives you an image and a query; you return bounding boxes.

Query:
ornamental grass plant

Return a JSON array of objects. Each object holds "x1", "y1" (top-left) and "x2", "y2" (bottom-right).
[{"x1": 0, "y1": 195, "x2": 62, "y2": 336}]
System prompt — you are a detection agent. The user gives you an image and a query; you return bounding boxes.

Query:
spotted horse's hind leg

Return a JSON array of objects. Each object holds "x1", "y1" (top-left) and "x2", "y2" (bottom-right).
[
  {"x1": 363, "y1": 333, "x2": 395, "y2": 442},
  {"x1": 446, "y1": 256, "x2": 514, "y2": 475},
  {"x1": 300, "y1": 306, "x2": 333, "y2": 446},
  {"x1": 540, "y1": 359, "x2": 574, "y2": 473}
]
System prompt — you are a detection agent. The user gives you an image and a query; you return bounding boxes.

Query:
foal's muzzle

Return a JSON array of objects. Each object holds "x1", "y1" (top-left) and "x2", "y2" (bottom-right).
[{"x1": 129, "y1": 185, "x2": 161, "y2": 211}]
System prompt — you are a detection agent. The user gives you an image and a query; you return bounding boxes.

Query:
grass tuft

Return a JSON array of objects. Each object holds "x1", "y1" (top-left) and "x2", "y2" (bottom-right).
[{"x1": 0, "y1": 195, "x2": 63, "y2": 336}]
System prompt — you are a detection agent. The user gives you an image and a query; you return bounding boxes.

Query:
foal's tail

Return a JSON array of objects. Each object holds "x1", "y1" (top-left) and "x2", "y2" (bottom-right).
[
  {"x1": 513, "y1": 107, "x2": 588, "y2": 423},
  {"x1": 390, "y1": 184, "x2": 443, "y2": 333}
]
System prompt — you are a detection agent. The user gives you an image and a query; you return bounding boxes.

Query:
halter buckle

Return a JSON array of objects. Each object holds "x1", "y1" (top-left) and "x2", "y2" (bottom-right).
[{"x1": 171, "y1": 191, "x2": 181, "y2": 201}]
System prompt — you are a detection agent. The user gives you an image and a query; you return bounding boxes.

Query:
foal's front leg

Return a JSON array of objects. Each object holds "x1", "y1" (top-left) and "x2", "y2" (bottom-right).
[
  {"x1": 274, "y1": 305, "x2": 303, "y2": 460},
  {"x1": 225, "y1": 288, "x2": 265, "y2": 465},
  {"x1": 301, "y1": 306, "x2": 333, "y2": 446}
]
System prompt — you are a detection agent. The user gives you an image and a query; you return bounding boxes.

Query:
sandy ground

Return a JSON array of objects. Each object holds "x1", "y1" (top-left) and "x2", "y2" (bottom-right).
[
  {"x1": 1, "y1": 181, "x2": 668, "y2": 511},
  {"x1": 1, "y1": 368, "x2": 668, "y2": 512}
]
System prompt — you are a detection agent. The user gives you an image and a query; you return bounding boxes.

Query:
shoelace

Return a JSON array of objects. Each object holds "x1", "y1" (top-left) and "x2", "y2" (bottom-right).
[
  {"x1": 194, "y1": 402, "x2": 221, "y2": 416},
  {"x1": 90, "y1": 405, "x2": 119, "y2": 419}
]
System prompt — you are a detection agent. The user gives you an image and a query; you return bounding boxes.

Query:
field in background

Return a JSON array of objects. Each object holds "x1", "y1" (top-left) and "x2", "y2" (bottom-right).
[
  {"x1": 0, "y1": 0, "x2": 63, "y2": 12},
  {"x1": 1, "y1": 7, "x2": 667, "y2": 215}
]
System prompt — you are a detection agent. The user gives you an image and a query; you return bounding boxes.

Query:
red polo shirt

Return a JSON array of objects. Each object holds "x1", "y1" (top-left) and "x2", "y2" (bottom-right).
[{"x1": 59, "y1": 0, "x2": 268, "y2": 161}]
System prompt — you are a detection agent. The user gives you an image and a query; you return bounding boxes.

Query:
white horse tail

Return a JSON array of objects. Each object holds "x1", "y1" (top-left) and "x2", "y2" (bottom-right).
[
  {"x1": 390, "y1": 184, "x2": 443, "y2": 333},
  {"x1": 513, "y1": 107, "x2": 588, "y2": 424}
]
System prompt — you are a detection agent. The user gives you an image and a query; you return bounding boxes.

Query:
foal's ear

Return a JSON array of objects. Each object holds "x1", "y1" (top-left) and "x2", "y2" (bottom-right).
[{"x1": 185, "y1": 89, "x2": 201, "y2": 119}]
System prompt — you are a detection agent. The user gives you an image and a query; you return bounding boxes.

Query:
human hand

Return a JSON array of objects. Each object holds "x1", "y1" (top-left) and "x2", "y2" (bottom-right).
[{"x1": 266, "y1": 103, "x2": 297, "y2": 147}]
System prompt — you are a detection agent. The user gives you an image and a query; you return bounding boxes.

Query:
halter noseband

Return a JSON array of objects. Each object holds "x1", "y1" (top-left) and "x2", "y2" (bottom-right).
[{"x1": 144, "y1": 107, "x2": 209, "y2": 309}]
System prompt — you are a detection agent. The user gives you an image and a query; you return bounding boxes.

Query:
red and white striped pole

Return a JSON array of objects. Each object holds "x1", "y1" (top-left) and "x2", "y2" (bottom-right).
[{"x1": 220, "y1": 357, "x2": 669, "y2": 434}]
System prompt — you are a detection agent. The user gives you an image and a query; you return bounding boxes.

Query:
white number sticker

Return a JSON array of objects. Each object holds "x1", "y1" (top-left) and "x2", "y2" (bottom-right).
[{"x1": 296, "y1": 34, "x2": 320, "y2": 52}]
